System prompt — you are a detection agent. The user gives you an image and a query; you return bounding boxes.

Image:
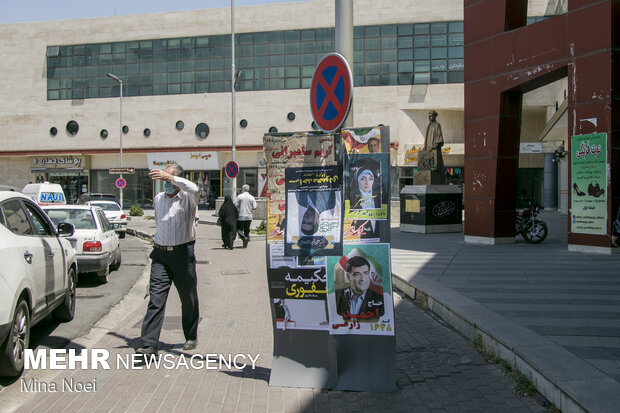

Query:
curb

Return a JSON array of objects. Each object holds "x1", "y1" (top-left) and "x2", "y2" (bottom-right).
[{"x1": 392, "y1": 273, "x2": 620, "y2": 413}]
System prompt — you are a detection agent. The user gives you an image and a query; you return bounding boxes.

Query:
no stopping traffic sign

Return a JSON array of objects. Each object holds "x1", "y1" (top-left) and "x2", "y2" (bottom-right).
[
  {"x1": 115, "y1": 177, "x2": 126, "y2": 189},
  {"x1": 225, "y1": 161, "x2": 239, "y2": 179},
  {"x1": 310, "y1": 53, "x2": 353, "y2": 133}
]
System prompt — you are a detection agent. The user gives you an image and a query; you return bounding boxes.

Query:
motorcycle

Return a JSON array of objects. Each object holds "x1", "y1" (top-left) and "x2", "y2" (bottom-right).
[{"x1": 515, "y1": 199, "x2": 548, "y2": 243}]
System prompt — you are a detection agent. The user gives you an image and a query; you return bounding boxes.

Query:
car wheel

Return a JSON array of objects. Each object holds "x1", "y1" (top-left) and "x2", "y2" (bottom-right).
[
  {"x1": 98, "y1": 263, "x2": 110, "y2": 284},
  {"x1": 52, "y1": 267, "x2": 76, "y2": 322},
  {"x1": 118, "y1": 232, "x2": 126, "y2": 239},
  {"x1": 110, "y1": 247, "x2": 122, "y2": 271},
  {"x1": 0, "y1": 298, "x2": 30, "y2": 377}
]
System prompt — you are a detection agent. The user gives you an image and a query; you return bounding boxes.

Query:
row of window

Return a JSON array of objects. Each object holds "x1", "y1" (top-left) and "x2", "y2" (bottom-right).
[{"x1": 47, "y1": 22, "x2": 465, "y2": 100}]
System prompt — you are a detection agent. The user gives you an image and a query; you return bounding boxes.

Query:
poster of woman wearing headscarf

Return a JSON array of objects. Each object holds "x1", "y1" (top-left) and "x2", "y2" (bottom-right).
[
  {"x1": 285, "y1": 165, "x2": 342, "y2": 256},
  {"x1": 344, "y1": 153, "x2": 389, "y2": 220},
  {"x1": 326, "y1": 244, "x2": 394, "y2": 336}
]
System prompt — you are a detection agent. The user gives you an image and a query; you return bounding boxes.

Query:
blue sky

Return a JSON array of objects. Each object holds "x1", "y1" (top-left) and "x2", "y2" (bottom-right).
[{"x1": 1, "y1": 0, "x2": 309, "y2": 24}]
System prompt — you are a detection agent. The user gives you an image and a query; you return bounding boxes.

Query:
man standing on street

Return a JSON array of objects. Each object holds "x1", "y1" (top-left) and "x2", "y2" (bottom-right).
[
  {"x1": 235, "y1": 184, "x2": 256, "y2": 248},
  {"x1": 137, "y1": 164, "x2": 200, "y2": 357}
]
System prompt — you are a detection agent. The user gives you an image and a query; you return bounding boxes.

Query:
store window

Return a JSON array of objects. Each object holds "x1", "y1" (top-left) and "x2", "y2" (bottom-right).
[
  {"x1": 90, "y1": 169, "x2": 152, "y2": 208},
  {"x1": 182, "y1": 170, "x2": 220, "y2": 210},
  {"x1": 46, "y1": 171, "x2": 89, "y2": 205},
  {"x1": 397, "y1": 167, "x2": 415, "y2": 198}
]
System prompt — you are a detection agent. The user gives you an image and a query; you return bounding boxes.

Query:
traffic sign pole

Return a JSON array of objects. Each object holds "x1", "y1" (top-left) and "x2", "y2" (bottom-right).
[{"x1": 336, "y1": 0, "x2": 354, "y2": 129}]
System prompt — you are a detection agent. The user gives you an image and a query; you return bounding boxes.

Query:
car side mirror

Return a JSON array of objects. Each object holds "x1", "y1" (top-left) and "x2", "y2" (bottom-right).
[{"x1": 57, "y1": 222, "x2": 75, "y2": 237}]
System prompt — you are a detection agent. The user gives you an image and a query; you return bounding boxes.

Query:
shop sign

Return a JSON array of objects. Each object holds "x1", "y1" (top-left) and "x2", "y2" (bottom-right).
[
  {"x1": 520, "y1": 143, "x2": 543, "y2": 153},
  {"x1": 147, "y1": 151, "x2": 219, "y2": 170},
  {"x1": 404, "y1": 145, "x2": 424, "y2": 165},
  {"x1": 31, "y1": 156, "x2": 83, "y2": 169},
  {"x1": 570, "y1": 133, "x2": 607, "y2": 235},
  {"x1": 404, "y1": 144, "x2": 464, "y2": 165}
]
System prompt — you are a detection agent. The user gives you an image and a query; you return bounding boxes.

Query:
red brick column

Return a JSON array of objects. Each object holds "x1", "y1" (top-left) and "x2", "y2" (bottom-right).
[{"x1": 464, "y1": 0, "x2": 617, "y2": 248}]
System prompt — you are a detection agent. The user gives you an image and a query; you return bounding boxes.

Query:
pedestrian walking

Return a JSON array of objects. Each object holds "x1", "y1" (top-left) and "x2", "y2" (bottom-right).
[
  {"x1": 234, "y1": 184, "x2": 256, "y2": 248},
  {"x1": 136, "y1": 164, "x2": 200, "y2": 357},
  {"x1": 218, "y1": 195, "x2": 238, "y2": 250}
]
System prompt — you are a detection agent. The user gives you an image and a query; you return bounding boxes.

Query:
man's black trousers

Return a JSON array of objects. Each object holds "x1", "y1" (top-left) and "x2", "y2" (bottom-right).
[
  {"x1": 237, "y1": 219, "x2": 251, "y2": 240},
  {"x1": 141, "y1": 244, "x2": 199, "y2": 347}
]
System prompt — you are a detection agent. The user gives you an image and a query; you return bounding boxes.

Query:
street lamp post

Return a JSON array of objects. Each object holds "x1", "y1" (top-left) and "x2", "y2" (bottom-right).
[
  {"x1": 231, "y1": 0, "x2": 237, "y2": 200},
  {"x1": 106, "y1": 73, "x2": 124, "y2": 208}
]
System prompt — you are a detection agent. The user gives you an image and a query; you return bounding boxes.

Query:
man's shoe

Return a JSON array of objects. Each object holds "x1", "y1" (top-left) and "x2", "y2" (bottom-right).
[
  {"x1": 136, "y1": 346, "x2": 158, "y2": 356},
  {"x1": 183, "y1": 340, "x2": 197, "y2": 350},
  {"x1": 243, "y1": 238, "x2": 249, "y2": 248}
]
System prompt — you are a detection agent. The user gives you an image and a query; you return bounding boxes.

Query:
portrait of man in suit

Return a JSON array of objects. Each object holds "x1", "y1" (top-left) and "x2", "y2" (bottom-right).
[{"x1": 335, "y1": 255, "x2": 384, "y2": 319}]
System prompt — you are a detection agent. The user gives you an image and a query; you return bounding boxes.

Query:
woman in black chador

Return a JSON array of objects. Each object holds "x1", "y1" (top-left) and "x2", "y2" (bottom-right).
[{"x1": 218, "y1": 195, "x2": 238, "y2": 249}]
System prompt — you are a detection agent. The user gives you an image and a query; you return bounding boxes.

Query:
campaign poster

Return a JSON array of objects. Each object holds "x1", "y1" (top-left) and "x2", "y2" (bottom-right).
[
  {"x1": 268, "y1": 267, "x2": 327, "y2": 300},
  {"x1": 326, "y1": 244, "x2": 394, "y2": 336},
  {"x1": 342, "y1": 219, "x2": 389, "y2": 244},
  {"x1": 268, "y1": 242, "x2": 328, "y2": 269},
  {"x1": 269, "y1": 266, "x2": 329, "y2": 331},
  {"x1": 285, "y1": 165, "x2": 342, "y2": 257},
  {"x1": 269, "y1": 242, "x2": 297, "y2": 269},
  {"x1": 570, "y1": 133, "x2": 607, "y2": 234},
  {"x1": 341, "y1": 127, "x2": 387, "y2": 154},
  {"x1": 267, "y1": 211, "x2": 286, "y2": 244},
  {"x1": 344, "y1": 153, "x2": 389, "y2": 220},
  {"x1": 273, "y1": 298, "x2": 329, "y2": 331},
  {"x1": 264, "y1": 133, "x2": 335, "y2": 166}
]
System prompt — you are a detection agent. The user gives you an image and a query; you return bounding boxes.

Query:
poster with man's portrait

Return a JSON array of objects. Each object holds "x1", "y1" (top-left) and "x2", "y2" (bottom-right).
[
  {"x1": 344, "y1": 153, "x2": 389, "y2": 220},
  {"x1": 341, "y1": 127, "x2": 388, "y2": 154},
  {"x1": 285, "y1": 165, "x2": 342, "y2": 257},
  {"x1": 325, "y1": 244, "x2": 394, "y2": 336}
]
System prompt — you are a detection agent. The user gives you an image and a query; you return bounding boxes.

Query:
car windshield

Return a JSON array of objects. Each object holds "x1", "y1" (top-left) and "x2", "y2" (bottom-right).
[
  {"x1": 44, "y1": 209, "x2": 96, "y2": 230},
  {"x1": 90, "y1": 202, "x2": 121, "y2": 211}
]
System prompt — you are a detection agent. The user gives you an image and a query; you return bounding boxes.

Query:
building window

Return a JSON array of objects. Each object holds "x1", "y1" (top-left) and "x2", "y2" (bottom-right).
[
  {"x1": 46, "y1": 21, "x2": 464, "y2": 100},
  {"x1": 66, "y1": 120, "x2": 79, "y2": 135}
]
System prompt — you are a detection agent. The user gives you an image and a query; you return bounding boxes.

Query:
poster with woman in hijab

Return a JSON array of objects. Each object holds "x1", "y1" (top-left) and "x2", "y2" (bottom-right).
[{"x1": 344, "y1": 153, "x2": 389, "y2": 220}]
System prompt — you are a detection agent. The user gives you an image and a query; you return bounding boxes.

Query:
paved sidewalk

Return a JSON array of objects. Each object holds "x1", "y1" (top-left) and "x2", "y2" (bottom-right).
[
  {"x1": 138, "y1": 208, "x2": 620, "y2": 412},
  {"x1": 12, "y1": 216, "x2": 547, "y2": 413},
  {"x1": 139, "y1": 208, "x2": 620, "y2": 411},
  {"x1": 391, "y1": 210, "x2": 620, "y2": 413}
]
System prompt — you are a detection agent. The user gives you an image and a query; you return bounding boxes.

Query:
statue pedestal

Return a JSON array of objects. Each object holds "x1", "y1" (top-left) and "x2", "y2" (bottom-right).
[
  {"x1": 414, "y1": 170, "x2": 445, "y2": 185},
  {"x1": 399, "y1": 185, "x2": 463, "y2": 233}
]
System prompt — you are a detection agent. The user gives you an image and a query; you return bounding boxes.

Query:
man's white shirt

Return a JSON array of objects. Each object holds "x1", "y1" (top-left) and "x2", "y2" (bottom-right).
[{"x1": 153, "y1": 176, "x2": 199, "y2": 246}]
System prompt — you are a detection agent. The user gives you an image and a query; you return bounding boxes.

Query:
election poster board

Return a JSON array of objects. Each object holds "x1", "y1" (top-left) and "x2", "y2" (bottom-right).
[
  {"x1": 570, "y1": 133, "x2": 607, "y2": 234},
  {"x1": 264, "y1": 126, "x2": 395, "y2": 392}
]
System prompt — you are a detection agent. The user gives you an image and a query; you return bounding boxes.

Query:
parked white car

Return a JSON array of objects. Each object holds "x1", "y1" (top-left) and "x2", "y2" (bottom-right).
[
  {"x1": 86, "y1": 200, "x2": 127, "y2": 238},
  {"x1": 43, "y1": 205, "x2": 121, "y2": 284},
  {"x1": 21, "y1": 182, "x2": 67, "y2": 206},
  {"x1": 0, "y1": 191, "x2": 77, "y2": 377}
]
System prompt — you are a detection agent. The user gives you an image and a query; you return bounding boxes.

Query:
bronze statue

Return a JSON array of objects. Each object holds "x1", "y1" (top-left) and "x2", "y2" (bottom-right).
[{"x1": 418, "y1": 110, "x2": 444, "y2": 173}]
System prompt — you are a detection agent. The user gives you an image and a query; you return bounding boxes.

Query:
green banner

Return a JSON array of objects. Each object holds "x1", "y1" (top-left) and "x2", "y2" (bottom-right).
[{"x1": 570, "y1": 133, "x2": 607, "y2": 234}]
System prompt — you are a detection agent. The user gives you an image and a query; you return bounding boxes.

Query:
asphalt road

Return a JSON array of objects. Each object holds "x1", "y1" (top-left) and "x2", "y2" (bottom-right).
[{"x1": 0, "y1": 235, "x2": 150, "y2": 394}]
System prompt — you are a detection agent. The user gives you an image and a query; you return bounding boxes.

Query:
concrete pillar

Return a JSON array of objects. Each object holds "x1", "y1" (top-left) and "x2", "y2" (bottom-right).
[{"x1": 544, "y1": 153, "x2": 558, "y2": 209}]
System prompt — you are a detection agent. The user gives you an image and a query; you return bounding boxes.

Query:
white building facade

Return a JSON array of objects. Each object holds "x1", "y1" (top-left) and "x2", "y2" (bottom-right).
[{"x1": 0, "y1": 0, "x2": 565, "y2": 209}]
